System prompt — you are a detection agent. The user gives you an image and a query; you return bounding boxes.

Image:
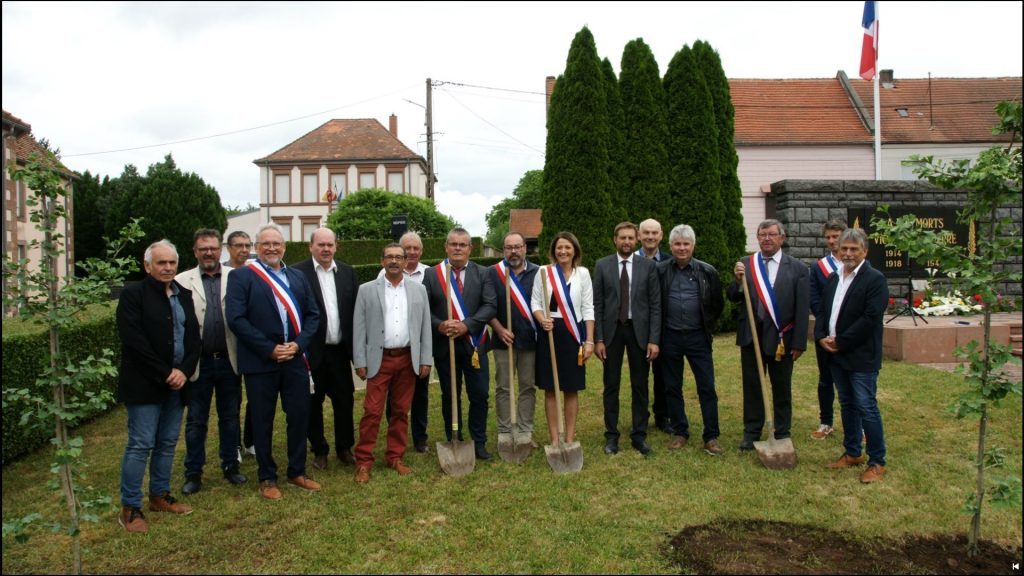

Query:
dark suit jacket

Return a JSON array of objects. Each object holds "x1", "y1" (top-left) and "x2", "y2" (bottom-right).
[
  {"x1": 488, "y1": 261, "x2": 540, "y2": 351},
  {"x1": 808, "y1": 254, "x2": 837, "y2": 317},
  {"x1": 814, "y1": 260, "x2": 888, "y2": 372},
  {"x1": 727, "y1": 252, "x2": 809, "y2": 355},
  {"x1": 593, "y1": 253, "x2": 661, "y2": 347},
  {"x1": 117, "y1": 276, "x2": 200, "y2": 405},
  {"x1": 422, "y1": 261, "x2": 497, "y2": 359},
  {"x1": 225, "y1": 262, "x2": 320, "y2": 375},
  {"x1": 293, "y1": 258, "x2": 359, "y2": 367}
]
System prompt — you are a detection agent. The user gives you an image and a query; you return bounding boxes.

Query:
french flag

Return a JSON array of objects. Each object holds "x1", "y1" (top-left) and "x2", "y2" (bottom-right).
[{"x1": 859, "y1": 1, "x2": 879, "y2": 81}]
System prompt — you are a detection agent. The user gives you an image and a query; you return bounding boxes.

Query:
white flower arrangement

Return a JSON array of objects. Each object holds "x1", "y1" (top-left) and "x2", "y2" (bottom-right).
[{"x1": 913, "y1": 291, "x2": 983, "y2": 317}]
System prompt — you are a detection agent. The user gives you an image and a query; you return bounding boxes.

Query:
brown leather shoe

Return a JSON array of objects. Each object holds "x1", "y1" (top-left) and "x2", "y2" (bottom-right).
[
  {"x1": 354, "y1": 464, "x2": 372, "y2": 484},
  {"x1": 388, "y1": 459, "x2": 414, "y2": 476},
  {"x1": 118, "y1": 506, "x2": 148, "y2": 533},
  {"x1": 703, "y1": 439, "x2": 723, "y2": 456},
  {"x1": 259, "y1": 480, "x2": 282, "y2": 501},
  {"x1": 827, "y1": 453, "x2": 867, "y2": 469},
  {"x1": 667, "y1": 435, "x2": 688, "y2": 450},
  {"x1": 860, "y1": 464, "x2": 886, "y2": 483},
  {"x1": 148, "y1": 493, "x2": 193, "y2": 515},
  {"x1": 312, "y1": 453, "x2": 328, "y2": 471},
  {"x1": 338, "y1": 449, "x2": 357, "y2": 466},
  {"x1": 287, "y1": 475, "x2": 321, "y2": 491}
]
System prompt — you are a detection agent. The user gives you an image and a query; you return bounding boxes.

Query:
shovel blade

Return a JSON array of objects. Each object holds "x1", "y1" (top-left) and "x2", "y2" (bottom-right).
[
  {"x1": 544, "y1": 441, "x2": 583, "y2": 474},
  {"x1": 498, "y1": 433, "x2": 532, "y2": 464},
  {"x1": 754, "y1": 436, "x2": 797, "y2": 470},
  {"x1": 436, "y1": 440, "x2": 476, "y2": 477}
]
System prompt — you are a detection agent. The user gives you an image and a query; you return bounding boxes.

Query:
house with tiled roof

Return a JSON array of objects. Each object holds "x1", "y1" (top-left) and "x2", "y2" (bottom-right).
[
  {"x1": 3, "y1": 110, "x2": 76, "y2": 309},
  {"x1": 252, "y1": 116, "x2": 429, "y2": 242}
]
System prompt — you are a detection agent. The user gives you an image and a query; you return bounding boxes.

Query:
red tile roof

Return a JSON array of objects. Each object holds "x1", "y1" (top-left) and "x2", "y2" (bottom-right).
[
  {"x1": 848, "y1": 77, "x2": 1022, "y2": 144},
  {"x1": 254, "y1": 118, "x2": 424, "y2": 165},
  {"x1": 730, "y1": 78, "x2": 872, "y2": 146},
  {"x1": 509, "y1": 209, "x2": 542, "y2": 239},
  {"x1": 2, "y1": 109, "x2": 31, "y2": 134}
]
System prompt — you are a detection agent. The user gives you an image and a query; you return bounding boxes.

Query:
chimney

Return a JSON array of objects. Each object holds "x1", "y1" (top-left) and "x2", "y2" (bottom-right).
[
  {"x1": 545, "y1": 76, "x2": 556, "y2": 114},
  {"x1": 880, "y1": 69, "x2": 894, "y2": 89},
  {"x1": 389, "y1": 114, "x2": 398, "y2": 138}
]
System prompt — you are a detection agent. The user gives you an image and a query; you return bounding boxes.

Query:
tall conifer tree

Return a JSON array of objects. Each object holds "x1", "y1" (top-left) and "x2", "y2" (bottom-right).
[
  {"x1": 602, "y1": 58, "x2": 628, "y2": 211},
  {"x1": 541, "y1": 27, "x2": 615, "y2": 267},
  {"x1": 619, "y1": 38, "x2": 670, "y2": 227}
]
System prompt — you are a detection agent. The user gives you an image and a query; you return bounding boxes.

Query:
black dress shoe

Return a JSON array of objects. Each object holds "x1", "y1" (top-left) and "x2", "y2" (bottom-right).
[
  {"x1": 338, "y1": 450, "x2": 357, "y2": 466},
  {"x1": 475, "y1": 445, "x2": 492, "y2": 460},
  {"x1": 182, "y1": 476, "x2": 202, "y2": 495},
  {"x1": 223, "y1": 467, "x2": 248, "y2": 485},
  {"x1": 631, "y1": 440, "x2": 653, "y2": 456},
  {"x1": 603, "y1": 439, "x2": 619, "y2": 455},
  {"x1": 413, "y1": 439, "x2": 430, "y2": 454}
]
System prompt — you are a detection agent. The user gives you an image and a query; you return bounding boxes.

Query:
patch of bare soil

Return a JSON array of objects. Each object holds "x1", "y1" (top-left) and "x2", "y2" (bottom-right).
[{"x1": 665, "y1": 519, "x2": 1021, "y2": 575}]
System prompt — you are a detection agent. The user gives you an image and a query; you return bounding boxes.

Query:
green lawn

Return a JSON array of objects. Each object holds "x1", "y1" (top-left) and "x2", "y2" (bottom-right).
[{"x1": 2, "y1": 335, "x2": 1021, "y2": 574}]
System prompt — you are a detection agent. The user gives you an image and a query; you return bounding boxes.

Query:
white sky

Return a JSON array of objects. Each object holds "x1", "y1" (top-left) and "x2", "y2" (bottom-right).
[{"x1": 3, "y1": 1, "x2": 1022, "y2": 237}]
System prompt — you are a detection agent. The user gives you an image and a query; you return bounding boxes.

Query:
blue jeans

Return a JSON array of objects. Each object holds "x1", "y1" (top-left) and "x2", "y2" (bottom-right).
[
  {"x1": 184, "y1": 355, "x2": 242, "y2": 477},
  {"x1": 120, "y1": 390, "x2": 185, "y2": 508},
  {"x1": 831, "y1": 367, "x2": 886, "y2": 466},
  {"x1": 660, "y1": 328, "x2": 719, "y2": 442}
]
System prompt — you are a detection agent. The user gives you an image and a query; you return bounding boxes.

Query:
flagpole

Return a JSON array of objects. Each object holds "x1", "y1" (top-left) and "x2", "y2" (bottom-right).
[{"x1": 873, "y1": 69, "x2": 881, "y2": 179}]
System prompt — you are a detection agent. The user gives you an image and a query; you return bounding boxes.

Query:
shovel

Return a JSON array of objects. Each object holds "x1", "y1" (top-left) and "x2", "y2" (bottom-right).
[
  {"x1": 741, "y1": 266, "x2": 797, "y2": 470},
  {"x1": 436, "y1": 263, "x2": 475, "y2": 477},
  {"x1": 541, "y1": 271, "x2": 583, "y2": 474},
  {"x1": 498, "y1": 271, "x2": 532, "y2": 464}
]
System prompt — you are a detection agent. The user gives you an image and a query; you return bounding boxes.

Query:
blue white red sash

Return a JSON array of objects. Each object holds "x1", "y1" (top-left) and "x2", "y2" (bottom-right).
[
  {"x1": 816, "y1": 254, "x2": 838, "y2": 278},
  {"x1": 494, "y1": 260, "x2": 536, "y2": 332},
  {"x1": 248, "y1": 261, "x2": 314, "y2": 391},
  {"x1": 434, "y1": 261, "x2": 488, "y2": 349},
  {"x1": 546, "y1": 265, "x2": 582, "y2": 346},
  {"x1": 747, "y1": 254, "x2": 794, "y2": 357}
]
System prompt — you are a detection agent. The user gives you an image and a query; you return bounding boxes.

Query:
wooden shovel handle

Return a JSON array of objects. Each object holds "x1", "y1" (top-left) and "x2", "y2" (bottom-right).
[
  {"x1": 506, "y1": 270, "x2": 517, "y2": 427},
  {"x1": 740, "y1": 264, "x2": 775, "y2": 436},
  {"x1": 446, "y1": 264, "x2": 458, "y2": 434},
  {"x1": 541, "y1": 270, "x2": 566, "y2": 438}
]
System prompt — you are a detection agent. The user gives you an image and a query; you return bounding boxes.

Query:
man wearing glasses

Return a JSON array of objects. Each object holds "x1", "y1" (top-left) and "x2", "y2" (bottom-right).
[
  {"x1": 727, "y1": 219, "x2": 809, "y2": 452},
  {"x1": 487, "y1": 232, "x2": 540, "y2": 450},
  {"x1": 224, "y1": 231, "x2": 257, "y2": 458},
  {"x1": 226, "y1": 223, "x2": 322, "y2": 500},
  {"x1": 422, "y1": 228, "x2": 497, "y2": 460},
  {"x1": 175, "y1": 229, "x2": 247, "y2": 495}
]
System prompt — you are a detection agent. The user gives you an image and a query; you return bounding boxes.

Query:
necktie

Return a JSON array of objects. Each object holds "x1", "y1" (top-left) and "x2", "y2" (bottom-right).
[
  {"x1": 618, "y1": 260, "x2": 629, "y2": 322},
  {"x1": 454, "y1": 266, "x2": 465, "y2": 293},
  {"x1": 763, "y1": 257, "x2": 773, "y2": 286}
]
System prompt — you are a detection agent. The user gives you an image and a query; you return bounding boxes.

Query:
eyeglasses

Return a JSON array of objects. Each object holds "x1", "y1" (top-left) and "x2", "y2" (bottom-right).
[
  {"x1": 757, "y1": 232, "x2": 781, "y2": 239},
  {"x1": 447, "y1": 242, "x2": 470, "y2": 249},
  {"x1": 259, "y1": 241, "x2": 284, "y2": 248},
  {"x1": 504, "y1": 244, "x2": 525, "y2": 251},
  {"x1": 383, "y1": 255, "x2": 406, "y2": 261},
  {"x1": 229, "y1": 243, "x2": 252, "y2": 250},
  {"x1": 196, "y1": 247, "x2": 220, "y2": 253}
]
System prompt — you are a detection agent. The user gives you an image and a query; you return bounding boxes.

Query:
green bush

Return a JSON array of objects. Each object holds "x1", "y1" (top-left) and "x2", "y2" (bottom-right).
[
  {"x1": 282, "y1": 238, "x2": 484, "y2": 267},
  {"x1": 2, "y1": 303, "x2": 121, "y2": 464}
]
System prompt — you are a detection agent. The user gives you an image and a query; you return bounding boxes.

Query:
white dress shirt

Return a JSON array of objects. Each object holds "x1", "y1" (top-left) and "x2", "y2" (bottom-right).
[
  {"x1": 383, "y1": 277, "x2": 411, "y2": 348},
  {"x1": 315, "y1": 260, "x2": 341, "y2": 345},
  {"x1": 828, "y1": 260, "x2": 866, "y2": 337},
  {"x1": 760, "y1": 251, "x2": 781, "y2": 286}
]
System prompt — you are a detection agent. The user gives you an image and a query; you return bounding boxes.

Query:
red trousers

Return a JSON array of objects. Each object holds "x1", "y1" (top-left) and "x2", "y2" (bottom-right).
[{"x1": 355, "y1": 351, "x2": 416, "y2": 465}]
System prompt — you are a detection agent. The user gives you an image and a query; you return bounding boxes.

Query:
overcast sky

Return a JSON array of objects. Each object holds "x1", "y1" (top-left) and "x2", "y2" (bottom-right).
[{"x1": 3, "y1": 1, "x2": 1022, "y2": 237}]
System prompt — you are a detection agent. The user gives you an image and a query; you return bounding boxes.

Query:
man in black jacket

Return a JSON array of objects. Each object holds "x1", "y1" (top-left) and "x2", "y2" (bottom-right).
[
  {"x1": 657, "y1": 225, "x2": 725, "y2": 456},
  {"x1": 117, "y1": 240, "x2": 200, "y2": 533},
  {"x1": 815, "y1": 228, "x2": 889, "y2": 484}
]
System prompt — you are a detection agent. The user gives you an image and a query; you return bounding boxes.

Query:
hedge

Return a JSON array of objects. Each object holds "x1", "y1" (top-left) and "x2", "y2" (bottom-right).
[
  {"x1": 2, "y1": 303, "x2": 121, "y2": 464},
  {"x1": 282, "y1": 237, "x2": 484, "y2": 267}
]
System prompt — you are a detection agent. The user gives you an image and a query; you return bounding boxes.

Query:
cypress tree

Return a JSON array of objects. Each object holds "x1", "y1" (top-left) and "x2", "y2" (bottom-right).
[
  {"x1": 601, "y1": 58, "x2": 628, "y2": 212},
  {"x1": 693, "y1": 40, "x2": 746, "y2": 262},
  {"x1": 619, "y1": 38, "x2": 670, "y2": 227},
  {"x1": 663, "y1": 44, "x2": 727, "y2": 274},
  {"x1": 541, "y1": 27, "x2": 615, "y2": 268}
]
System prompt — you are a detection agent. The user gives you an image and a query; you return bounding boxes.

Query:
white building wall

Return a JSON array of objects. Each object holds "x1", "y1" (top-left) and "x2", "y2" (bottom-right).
[{"x1": 881, "y1": 143, "x2": 997, "y2": 180}]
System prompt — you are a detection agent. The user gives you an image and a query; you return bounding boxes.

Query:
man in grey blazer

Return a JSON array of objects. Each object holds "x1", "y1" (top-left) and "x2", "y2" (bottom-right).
[
  {"x1": 726, "y1": 219, "x2": 809, "y2": 451},
  {"x1": 352, "y1": 244, "x2": 433, "y2": 483},
  {"x1": 594, "y1": 222, "x2": 662, "y2": 456}
]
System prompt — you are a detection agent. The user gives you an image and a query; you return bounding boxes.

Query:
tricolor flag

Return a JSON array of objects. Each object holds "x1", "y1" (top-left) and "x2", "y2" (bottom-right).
[{"x1": 859, "y1": 1, "x2": 879, "y2": 81}]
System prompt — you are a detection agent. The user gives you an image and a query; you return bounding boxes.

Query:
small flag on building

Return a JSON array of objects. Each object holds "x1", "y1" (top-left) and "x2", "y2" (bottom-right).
[{"x1": 859, "y1": 1, "x2": 879, "y2": 81}]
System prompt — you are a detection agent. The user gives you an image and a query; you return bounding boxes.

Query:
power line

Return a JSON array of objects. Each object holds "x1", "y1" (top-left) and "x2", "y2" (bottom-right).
[
  {"x1": 438, "y1": 88, "x2": 544, "y2": 156},
  {"x1": 64, "y1": 83, "x2": 419, "y2": 158},
  {"x1": 433, "y1": 79, "x2": 545, "y2": 96}
]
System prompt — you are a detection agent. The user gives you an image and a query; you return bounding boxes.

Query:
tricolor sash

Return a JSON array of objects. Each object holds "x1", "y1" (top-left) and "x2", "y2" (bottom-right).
[
  {"x1": 747, "y1": 254, "x2": 794, "y2": 361},
  {"x1": 247, "y1": 261, "x2": 314, "y2": 392},
  {"x1": 435, "y1": 261, "x2": 488, "y2": 367},
  {"x1": 494, "y1": 260, "x2": 536, "y2": 332},
  {"x1": 816, "y1": 254, "x2": 838, "y2": 278},
  {"x1": 546, "y1": 265, "x2": 585, "y2": 365}
]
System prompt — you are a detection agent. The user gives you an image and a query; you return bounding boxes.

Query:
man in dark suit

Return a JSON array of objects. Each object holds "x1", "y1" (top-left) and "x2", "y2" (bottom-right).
[
  {"x1": 636, "y1": 218, "x2": 673, "y2": 434},
  {"x1": 815, "y1": 228, "x2": 889, "y2": 483},
  {"x1": 226, "y1": 223, "x2": 321, "y2": 501},
  {"x1": 422, "y1": 227, "x2": 497, "y2": 460},
  {"x1": 117, "y1": 240, "x2": 199, "y2": 533},
  {"x1": 727, "y1": 219, "x2": 809, "y2": 451},
  {"x1": 294, "y1": 228, "x2": 360, "y2": 470},
  {"x1": 594, "y1": 222, "x2": 661, "y2": 456},
  {"x1": 808, "y1": 218, "x2": 847, "y2": 440}
]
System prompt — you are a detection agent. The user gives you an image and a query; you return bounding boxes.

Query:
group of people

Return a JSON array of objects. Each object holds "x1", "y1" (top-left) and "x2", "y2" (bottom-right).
[{"x1": 115, "y1": 216, "x2": 890, "y2": 534}]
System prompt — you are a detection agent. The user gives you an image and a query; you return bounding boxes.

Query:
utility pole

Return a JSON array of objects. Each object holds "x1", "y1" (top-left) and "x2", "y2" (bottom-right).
[{"x1": 425, "y1": 77, "x2": 435, "y2": 201}]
